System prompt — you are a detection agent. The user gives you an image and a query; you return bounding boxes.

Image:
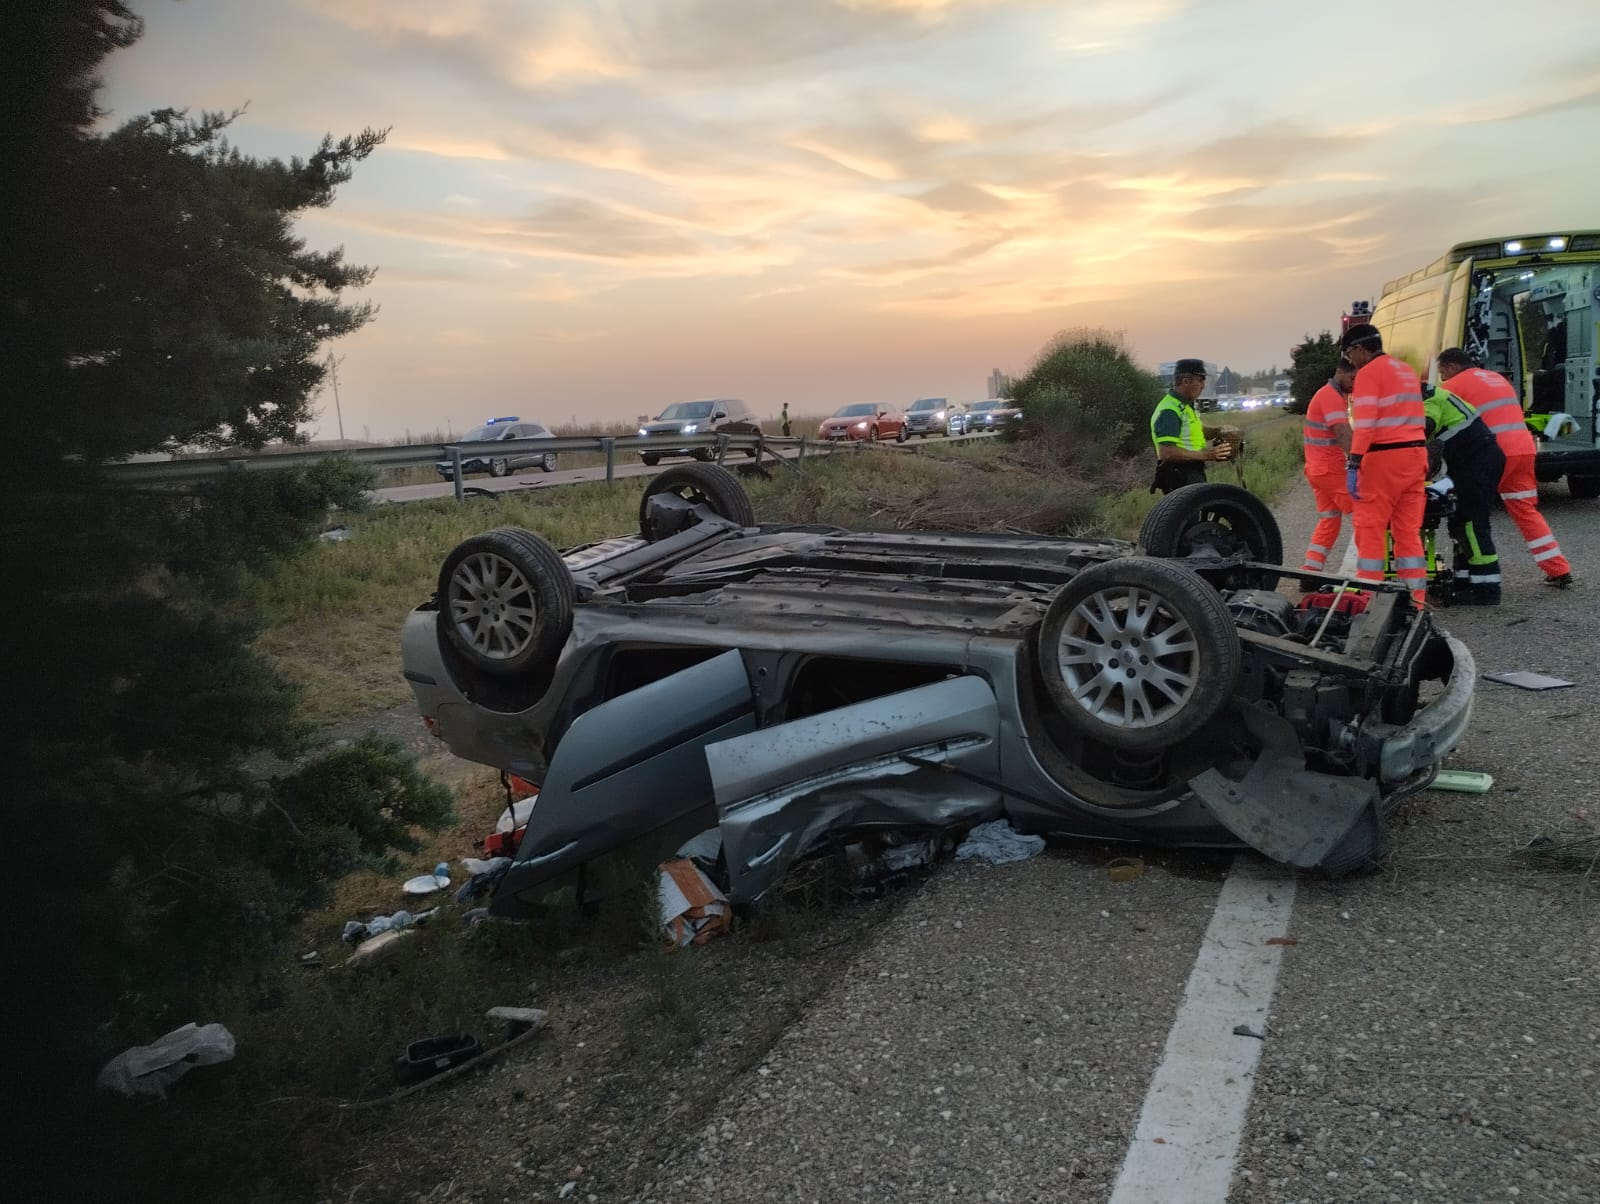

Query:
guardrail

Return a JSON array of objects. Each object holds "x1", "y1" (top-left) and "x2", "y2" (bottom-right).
[{"x1": 103, "y1": 429, "x2": 999, "y2": 501}]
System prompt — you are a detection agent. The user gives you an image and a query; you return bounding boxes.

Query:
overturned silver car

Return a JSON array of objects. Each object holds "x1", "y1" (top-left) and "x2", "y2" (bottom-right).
[{"x1": 401, "y1": 467, "x2": 1474, "y2": 917}]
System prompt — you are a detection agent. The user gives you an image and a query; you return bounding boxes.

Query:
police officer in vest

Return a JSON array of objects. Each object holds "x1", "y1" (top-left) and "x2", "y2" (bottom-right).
[{"x1": 1150, "y1": 359, "x2": 1233, "y2": 493}]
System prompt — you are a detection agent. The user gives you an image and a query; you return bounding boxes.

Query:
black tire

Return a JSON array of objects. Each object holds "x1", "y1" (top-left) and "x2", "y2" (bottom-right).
[
  {"x1": 691, "y1": 448, "x2": 713, "y2": 462},
  {"x1": 1138, "y1": 482, "x2": 1283, "y2": 565},
  {"x1": 539, "y1": 452, "x2": 557, "y2": 473},
  {"x1": 1569, "y1": 475, "x2": 1600, "y2": 499},
  {"x1": 868, "y1": 426, "x2": 879, "y2": 443},
  {"x1": 438, "y1": 528, "x2": 574, "y2": 676},
  {"x1": 895, "y1": 427, "x2": 908, "y2": 443},
  {"x1": 641, "y1": 453, "x2": 661, "y2": 467},
  {"x1": 638, "y1": 463, "x2": 755, "y2": 541},
  {"x1": 1038, "y1": 557, "x2": 1241, "y2": 752},
  {"x1": 489, "y1": 458, "x2": 510, "y2": 478}
]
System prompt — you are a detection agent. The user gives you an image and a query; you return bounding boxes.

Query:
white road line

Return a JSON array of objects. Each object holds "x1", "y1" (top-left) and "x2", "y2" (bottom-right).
[
  {"x1": 1107, "y1": 857, "x2": 1297, "y2": 1204},
  {"x1": 1338, "y1": 537, "x2": 1359, "y2": 577}
]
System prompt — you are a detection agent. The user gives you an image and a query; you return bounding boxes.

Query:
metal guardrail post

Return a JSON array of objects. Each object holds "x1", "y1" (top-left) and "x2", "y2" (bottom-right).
[
  {"x1": 602, "y1": 437, "x2": 615, "y2": 486},
  {"x1": 754, "y1": 432, "x2": 765, "y2": 467},
  {"x1": 450, "y1": 448, "x2": 464, "y2": 502},
  {"x1": 716, "y1": 434, "x2": 729, "y2": 466}
]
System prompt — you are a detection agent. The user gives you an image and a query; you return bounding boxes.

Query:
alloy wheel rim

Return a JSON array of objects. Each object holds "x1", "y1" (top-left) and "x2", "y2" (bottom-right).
[
  {"x1": 448, "y1": 552, "x2": 538, "y2": 661},
  {"x1": 1055, "y1": 585, "x2": 1199, "y2": 728}
]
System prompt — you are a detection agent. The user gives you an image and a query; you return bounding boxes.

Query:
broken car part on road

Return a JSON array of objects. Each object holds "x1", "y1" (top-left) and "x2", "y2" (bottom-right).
[{"x1": 400, "y1": 466, "x2": 1475, "y2": 918}]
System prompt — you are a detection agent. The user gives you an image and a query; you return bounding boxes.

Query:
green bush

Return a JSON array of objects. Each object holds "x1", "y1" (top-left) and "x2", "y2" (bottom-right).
[{"x1": 1006, "y1": 328, "x2": 1164, "y2": 465}]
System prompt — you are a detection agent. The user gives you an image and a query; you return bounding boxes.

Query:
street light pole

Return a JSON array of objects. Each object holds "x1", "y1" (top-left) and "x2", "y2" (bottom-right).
[{"x1": 326, "y1": 352, "x2": 346, "y2": 441}]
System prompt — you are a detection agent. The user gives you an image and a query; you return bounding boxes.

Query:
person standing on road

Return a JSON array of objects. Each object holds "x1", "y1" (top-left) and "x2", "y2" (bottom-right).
[
  {"x1": 780, "y1": 402, "x2": 791, "y2": 438},
  {"x1": 1300, "y1": 357, "x2": 1356, "y2": 573},
  {"x1": 1437, "y1": 348, "x2": 1573, "y2": 588},
  {"x1": 1149, "y1": 359, "x2": 1233, "y2": 494},
  {"x1": 1341, "y1": 325, "x2": 1429, "y2": 606},
  {"x1": 1421, "y1": 382, "x2": 1505, "y2": 605}
]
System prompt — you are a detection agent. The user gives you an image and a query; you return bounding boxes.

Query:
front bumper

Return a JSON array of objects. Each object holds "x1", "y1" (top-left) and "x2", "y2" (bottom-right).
[{"x1": 1372, "y1": 634, "x2": 1476, "y2": 786}]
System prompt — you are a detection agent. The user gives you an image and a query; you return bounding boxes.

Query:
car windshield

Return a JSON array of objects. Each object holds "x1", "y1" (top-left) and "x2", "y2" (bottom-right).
[
  {"x1": 971, "y1": 401, "x2": 1002, "y2": 412},
  {"x1": 459, "y1": 424, "x2": 510, "y2": 441},
  {"x1": 833, "y1": 404, "x2": 880, "y2": 418},
  {"x1": 908, "y1": 399, "x2": 944, "y2": 412},
  {"x1": 658, "y1": 402, "x2": 716, "y2": 421}
]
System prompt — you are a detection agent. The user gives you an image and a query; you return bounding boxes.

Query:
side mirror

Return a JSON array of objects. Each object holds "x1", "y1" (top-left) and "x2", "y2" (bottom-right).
[{"x1": 713, "y1": 412, "x2": 727, "y2": 421}]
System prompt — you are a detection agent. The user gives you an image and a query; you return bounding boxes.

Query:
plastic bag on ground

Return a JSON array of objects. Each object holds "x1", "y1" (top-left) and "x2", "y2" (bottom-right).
[
  {"x1": 97, "y1": 1022, "x2": 236, "y2": 1098},
  {"x1": 954, "y1": 819, "x2": 1045, "y2": 866}
]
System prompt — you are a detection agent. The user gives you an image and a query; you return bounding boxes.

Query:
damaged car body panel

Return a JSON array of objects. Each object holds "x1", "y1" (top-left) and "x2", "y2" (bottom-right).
[
  {"x1": 706, "y1": 674, "x2": 1004, "y2": 902},
  {"x1": 401, "y1": 468, "x2": 1476, "y2": 918}
]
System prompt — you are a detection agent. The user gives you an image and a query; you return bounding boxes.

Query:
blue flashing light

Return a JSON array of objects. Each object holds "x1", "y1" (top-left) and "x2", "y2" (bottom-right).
[{"x1": 485, "y1": 416, "x2": 521, "y2": 425}]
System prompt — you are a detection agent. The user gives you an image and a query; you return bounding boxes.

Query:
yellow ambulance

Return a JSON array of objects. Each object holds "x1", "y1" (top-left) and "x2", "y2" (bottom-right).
[{"x1": 1364, "y1": 230, "x2": 1599, "y2": 497}]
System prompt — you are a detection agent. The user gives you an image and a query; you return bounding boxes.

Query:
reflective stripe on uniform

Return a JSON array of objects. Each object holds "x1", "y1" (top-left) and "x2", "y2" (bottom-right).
[
  {"x1": 1534, "y1": 547, "x2": 1564, "y2": 562},
  {"x1": 1394, "y1": 556, "x2": 1429, "y2": 570},
  {"x1": 1501, "y1": 489, "x2": 1539, "y2": 500},
  {"x1": 1467, "y1": 572, "x2": 1503, "y2": 584},
  {"x1": 1357, "y1": 557, "x2": 1387, "y2": 572},
  {"x1": 1307, "y1": 543, "x2": 1331, "y2": 555},
  {"x1": 1485, "y1": 420, "x2": 1525, "y2": 432},
  {"x1": 1527, "y1": 534, "x2": 1556, "y2": 549}
]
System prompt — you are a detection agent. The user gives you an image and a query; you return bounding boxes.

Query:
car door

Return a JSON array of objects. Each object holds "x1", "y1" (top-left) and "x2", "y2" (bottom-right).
[{"x1": 490, "y1": 651, "x2": 757, "y2": 918}]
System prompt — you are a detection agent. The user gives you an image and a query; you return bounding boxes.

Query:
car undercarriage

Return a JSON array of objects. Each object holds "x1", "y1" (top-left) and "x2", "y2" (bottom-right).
[{"x1": 401, "y1": 467, "x2": 1474, "y2": 918}]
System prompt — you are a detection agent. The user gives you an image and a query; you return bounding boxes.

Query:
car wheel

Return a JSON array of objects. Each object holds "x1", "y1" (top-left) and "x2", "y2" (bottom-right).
[
  {"x1": 1138, "y1": 482, "x2": 1284, "y2": 566},
  {"x1": 639, "y1": 462, "x2": 756, "y2": 541},
  {"x1": 641, "y1": 453, "x2": 661, "y2": 467},
  {"x1": 896, "y1": 427, "x2": 908, "y2": 443},
  {"x1": 692, "y1": 448, "x2": 713, "y2": 462},
  {"x1": 1038, "y1": 557, "x2": 1241, "y2": 752},
  {"x1": 489, "y1": 458, "x2": 510, "y2": 478},
  {"x1": 540, "y1": 452, "x2": 557, "y2": 473},
  {"x1": 1569, "y1": 475, "x2": 1600, "y2": 499},
  {"x1": 438, "y1": 528, "x2": 574, "y2": 677},
  {"x1": 868, "y1": 426, "x2": 879, "y2": 442}
]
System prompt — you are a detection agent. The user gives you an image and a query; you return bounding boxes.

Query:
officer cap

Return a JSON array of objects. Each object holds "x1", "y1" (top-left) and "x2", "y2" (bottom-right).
[{"x1": 1173, "y1": 358, "x2": 1207, "y2": 377}]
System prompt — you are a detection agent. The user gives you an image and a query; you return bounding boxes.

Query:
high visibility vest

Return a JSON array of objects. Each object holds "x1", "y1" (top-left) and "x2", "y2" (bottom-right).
[
  {"x1": 1444, "y1": 368, "x2": 1536, "y2": 457},
  {"x1": 1349, "y1": 355, "x2": 1425, "y2": 455},
  {"x1": 1422, "y1": 385, "x2": 1481, "y2": 441},
  {"x1": 1150, "y1": 393, "x2": 1204, "y2": 453},
  {"x1": 1303, "y1": 382, "x2": 1349, "y2": 472}
]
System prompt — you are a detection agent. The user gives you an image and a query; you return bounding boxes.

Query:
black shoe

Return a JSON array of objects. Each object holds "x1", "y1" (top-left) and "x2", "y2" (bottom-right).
[
  {"x1": 1453, "y1": 587, "x2": 1502, "y2": 606},
  {"x1": 1543, "y1": 572, "x2": 1574, "y2": 589}
]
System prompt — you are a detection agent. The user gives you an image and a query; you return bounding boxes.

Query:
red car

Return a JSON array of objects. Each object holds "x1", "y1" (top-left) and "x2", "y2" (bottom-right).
[{"x1": 818, "y1": 403, "x2": 908, "y2": 443}]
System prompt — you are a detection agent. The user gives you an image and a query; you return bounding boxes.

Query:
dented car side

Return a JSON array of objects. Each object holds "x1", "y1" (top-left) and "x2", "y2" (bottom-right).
[{"x1": 401, "y1": 468, "x2": 1473, "y2": 918}]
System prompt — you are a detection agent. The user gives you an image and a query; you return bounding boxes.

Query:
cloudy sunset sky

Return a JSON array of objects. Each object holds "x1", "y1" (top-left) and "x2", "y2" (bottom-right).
[{"x1": 101, "y1": 0, "x2": 1599, "y2": 441}]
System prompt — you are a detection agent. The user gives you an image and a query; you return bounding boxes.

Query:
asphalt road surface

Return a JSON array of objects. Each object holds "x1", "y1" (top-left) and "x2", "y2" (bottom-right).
[{"x1": 629, "y1": 480, "x2": 1599, "y2": 1204}]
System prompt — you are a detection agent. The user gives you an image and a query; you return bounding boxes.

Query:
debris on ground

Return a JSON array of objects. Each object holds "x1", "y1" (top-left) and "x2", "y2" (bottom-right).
[
  {"x1": 954, "y1": 819, "x2": 1045, "y2": 866},
  {"x1": 454, "y1": 856, "x2": 513, "y2": 902},
  {"x1": 341, "y1": 907, "x2": 439, "y2": 945},
  {"x1": 97, "y1": 1022, "x2": 236, "y2": 1098},
  {"x1": 401, "y1": 862, "x2": 452, "y2": 895},
  {"x1": 494, "y1": 796, "x2": 538, "y2": 834},
  {"x1": 1483, "y1": 670, "x2": 1575, "y2": 691},
  {"x1": 346, "y1": 928, "x2": 417, "y2": 967},
  {"x1": 318, "y1": 525, "x2": 353, "y2": 542},
  {"x1": 1432, "y1": 769, "x2": 1494, "y2": 793},
  {"x1": 1106, "y1": 856, "x2": 1146, "y2": 882},
  {"x1": 395, "y1": 1035, "x2": 483, "y2": 1086},
  {"x1": 658, "y1": 857, "x2": 731, "y2": 947}
]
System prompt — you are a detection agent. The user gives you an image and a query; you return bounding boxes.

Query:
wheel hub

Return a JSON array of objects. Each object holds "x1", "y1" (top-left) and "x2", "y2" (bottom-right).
[
  {"x1": 1054, "y1": 585, "x2": 1199, "y2": 729},
  {"x1": 449, "y1": 552, "x2": 539, "y2": 661}
]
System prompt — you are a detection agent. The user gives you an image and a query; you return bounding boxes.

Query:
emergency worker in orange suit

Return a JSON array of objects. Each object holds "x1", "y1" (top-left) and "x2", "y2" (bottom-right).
[
  {"x1": 1299, "y1": 357, "x2": 1356, "y2": 572},
  {"x1": 1340, "y1": 324, "x2": 1429, "y2": 605},
  {"x1": 1436, "y1": 348, "x2": 1573, "y2": 588}
]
